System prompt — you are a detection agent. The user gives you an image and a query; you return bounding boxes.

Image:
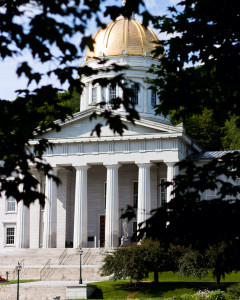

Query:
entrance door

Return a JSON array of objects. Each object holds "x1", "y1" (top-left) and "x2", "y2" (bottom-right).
[{"x1": 100, "y1": 215, "x2": 105, "y2": 247}]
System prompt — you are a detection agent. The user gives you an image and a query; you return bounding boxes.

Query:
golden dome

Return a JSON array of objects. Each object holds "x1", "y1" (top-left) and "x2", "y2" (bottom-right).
[{"x1": 85, "y1": 18, "x2": 159, "y2": 60}]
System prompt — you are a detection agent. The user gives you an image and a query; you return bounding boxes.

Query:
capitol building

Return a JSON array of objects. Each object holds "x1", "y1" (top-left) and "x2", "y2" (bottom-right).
[{"x1": 0, "y1": 16, "x2": 202, "y2": 251}]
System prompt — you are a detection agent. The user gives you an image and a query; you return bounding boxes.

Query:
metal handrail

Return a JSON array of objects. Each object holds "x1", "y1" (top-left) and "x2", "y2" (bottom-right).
[
  {"x1": 40, "y1": 259, "x2": 51, "y2": 280},
  {"x1": 82, "y1": 249, "x2": 91, "y2": 265},
  {"x1": 59, "y1": 248, "x2": 67, "y2": 265},
  {"x1": 19, "y1": 259, "x2": 25, "y2": 269}
]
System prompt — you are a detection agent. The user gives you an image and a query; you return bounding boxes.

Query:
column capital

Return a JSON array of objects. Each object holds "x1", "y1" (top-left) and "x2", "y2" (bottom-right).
[
  {"x1": 136, "y1": 163, "x2": 152, "y2": 168},
  {"x1": 165, "y1": 161, "x2": 178, "y2": 167},
  {"x1": 73, "y1": 165, "x2": 90, "y2": 171},
  {"x1": 104, "y1": 163, "x2": 121, "y2": 169}
]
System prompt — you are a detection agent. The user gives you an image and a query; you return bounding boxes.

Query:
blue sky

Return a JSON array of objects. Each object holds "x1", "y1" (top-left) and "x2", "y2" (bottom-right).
[{"x1": 0, "y1": 0, "x2": 178, "y2": 100}]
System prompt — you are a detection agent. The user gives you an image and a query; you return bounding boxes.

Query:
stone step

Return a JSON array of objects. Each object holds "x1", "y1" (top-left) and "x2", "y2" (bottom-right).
[{"x1": 0, "y1": 248, "x2": 109, "y2": 282}]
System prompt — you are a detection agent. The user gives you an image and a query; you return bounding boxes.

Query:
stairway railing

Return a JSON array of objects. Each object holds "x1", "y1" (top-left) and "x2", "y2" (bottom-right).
[
  {"x1": 59, "y1": 248, "x2": 68, "y2": 265},
  {"x1": 40, "y1": 259, "x2": 51, "y2": 280}
]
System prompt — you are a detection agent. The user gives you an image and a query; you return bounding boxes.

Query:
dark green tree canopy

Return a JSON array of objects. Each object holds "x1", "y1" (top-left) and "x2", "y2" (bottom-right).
[
  {"x1": 150, "y1": 0, "x2": 240, "y2": 121},
  {"x1": 138, "y1": 152, "x2": 240, "y2": 283}
]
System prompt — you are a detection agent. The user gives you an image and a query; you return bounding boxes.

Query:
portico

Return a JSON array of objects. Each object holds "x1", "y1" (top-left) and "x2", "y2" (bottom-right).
[{"x1": 19, "y1": 155, "x2": 180, "y2": 249}]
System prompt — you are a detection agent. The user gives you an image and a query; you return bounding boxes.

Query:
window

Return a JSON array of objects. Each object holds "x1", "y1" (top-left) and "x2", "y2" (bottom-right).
[
  {"x1": 133, "y1": 181, "x2": 138, "y2": 208},
  {"x1": 109, "y1": 85, "x2": 116, "y2": 101},
  {"x1": 6, "y1": 227, "x2": 15, "y2": 245},
  {"x1": 151, "y1": 90, "x2": 156, "y2": 107},
  {"x1": 92, "y1": 86, "x2": 97, "y2": 103},
  {"x1": 130, "y1": 84, "x2": 139, "y2": 105},
  {"x1": 6, "y1": 196, "x2": 16, "y2": 212},
  {"x1": 160, "y1": 178, "x2": 167, "y2": 206}
]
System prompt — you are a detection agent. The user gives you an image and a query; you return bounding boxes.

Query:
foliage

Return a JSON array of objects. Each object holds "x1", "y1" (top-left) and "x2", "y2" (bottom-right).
[
  {"x1": 100, "y1": 244, "x2": 149, "y2": 282},
  {"x1": 187, "y1": 290, "x2": 225, "y2": 300},
  {"x1": 146, "y1": 1, "x2": 240, "y2": 284},
  {"x1": 225, "y1": 283, "x2": 240, "y2": 300},
  {"x1": 138, "y1": 152, "x2": 240, "y2": 283},
  {"x1": 90, "y1": 274, "x2": 237, "y2": 299},
  {"x1": 178, "y1": 249, "x2": 208, "y2": 279},
  {"x1": 0, "y1": 0, "x2": 153, "y2": 205},
  {"x1": 150, "y1": 0, "x2": 240, "y2": 123},
  {"x1": 163, "y1": 291, "x2": 226, "y2": 300},
  {"x1": 100, "y1": 240, "x2": 173, "y2": 283},
  {"x1": 57, "y1": 89, "x2": 80, "y2": 114},
  {"x1": 171, "y1": 108, "x2": 225, "y2": 150},
  {"x1": 222, "y1": 116, "x2": 240, "y2": 150}
]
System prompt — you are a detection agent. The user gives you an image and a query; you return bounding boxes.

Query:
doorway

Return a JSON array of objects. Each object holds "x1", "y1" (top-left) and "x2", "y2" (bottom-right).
[{"x1": 99, "y1": 215, "x2": 105, "y2": 247}]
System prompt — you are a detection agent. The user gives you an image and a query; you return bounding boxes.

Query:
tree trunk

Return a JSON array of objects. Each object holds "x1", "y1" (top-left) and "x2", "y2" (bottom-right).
[
  {"x1": 154, "y1": 270, "x2": 159, "y2": 283},
  {"x1": 216, "y1": 273, "x2": 221, "y2": 284}
]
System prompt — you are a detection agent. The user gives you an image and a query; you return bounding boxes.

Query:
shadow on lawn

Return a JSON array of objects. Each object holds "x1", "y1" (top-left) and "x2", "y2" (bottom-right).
[{"x1": 91, "y1": 281, "x2": 236, "y2": 299}]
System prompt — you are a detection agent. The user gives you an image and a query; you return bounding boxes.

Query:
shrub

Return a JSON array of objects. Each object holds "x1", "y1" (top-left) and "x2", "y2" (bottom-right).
[
  {"x1": 193, "y1": 289, "x2": 225, "y2": 300},
  {"x1": 226, "y1": 283, "x2": 240, "y2": 300},
  {"x1": 161, "y1": 290, "x2": 225, "y2": 300}
]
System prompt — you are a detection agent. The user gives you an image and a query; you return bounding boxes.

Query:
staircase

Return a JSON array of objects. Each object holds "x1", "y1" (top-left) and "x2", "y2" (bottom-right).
[{"x1": 0, "y1": 248, "x2": 109, "y2": 282}]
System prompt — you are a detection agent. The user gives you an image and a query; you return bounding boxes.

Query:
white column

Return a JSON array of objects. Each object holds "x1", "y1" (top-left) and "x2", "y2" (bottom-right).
[
  {"x1": 57, "y1": 170, "x2": 72, "y2": 248},
  {"x1": 105, "y1": 164, "x2": 120, "y2": 248},
  {"x1": 73, "y1": 166, "x2": 89, "y2": 248},
  {"x1": 166, "y1": 162, "x2": 179, "y2": 203},
  {"x1": 43, "y1": 169, "x2": 57, "y2": 248},
  {"x1": 137, "y1": 163, "x2": 152, "y2": 227},
  {"x1": 29, "y1": 177, "x2": 41, "y2": 248},
  {"x1": 16, "y1": 200, "x2": 29, "y2": 248},
  {"x1": 29, "y1": 199, "x2": 40, "y2": 248}
]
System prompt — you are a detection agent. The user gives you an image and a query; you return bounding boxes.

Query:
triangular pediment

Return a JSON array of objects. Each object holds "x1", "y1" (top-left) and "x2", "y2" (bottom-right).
[{"x1": 36, "y1": 108, "x2": 183, "y2": 140}]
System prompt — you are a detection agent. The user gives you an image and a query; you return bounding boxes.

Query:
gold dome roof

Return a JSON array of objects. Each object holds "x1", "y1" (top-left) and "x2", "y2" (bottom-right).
[{"x1": 85, "y1": 18, "x2": 159, "y2": 60}]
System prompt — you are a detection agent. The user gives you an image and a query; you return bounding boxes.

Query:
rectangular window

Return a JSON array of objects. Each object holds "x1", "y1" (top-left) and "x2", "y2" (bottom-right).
[
  {"x1": 6, "y1": 227, "x2": 15, "y2": 245},
  {"x1": 133, "y1": 181, "x2": 138, "y2": 208},
  {"x1": 109, "y1": 85, "x2": 116, "y2": 101},
  {"x1": 160, "y1": 178, "x2": 167, "y2": 206},
  {"x1": 92, "y1": 86, "x2": 97, "y2": 103},
  {"x1": 6, "y1": 197, "x2": 16, "y2": 212},
  {"x1": 151, "y1": 90, "x2": 156, "y2": 107},
  {"x1": 130, "y1": 84, "x2": 139, "y2": 105}
]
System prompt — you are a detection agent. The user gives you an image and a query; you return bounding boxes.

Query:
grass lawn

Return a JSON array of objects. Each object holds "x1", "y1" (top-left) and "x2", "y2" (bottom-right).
[
  {"x1": 89, "y1": 271, "x2": 240, "y2": 299},
  {"x1": 0, "y1": 280, "x2": 37, "y2": 285}
]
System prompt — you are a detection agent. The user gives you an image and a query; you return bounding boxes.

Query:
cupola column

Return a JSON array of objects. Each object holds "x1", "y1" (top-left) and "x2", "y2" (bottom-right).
[
  {"x1": 137, "y1": 163, "x2": 152, "y2": 228},
  {"x1": 105, "y1": 164, "x2": 120, "y2": 248},
  {"x1": 73, "y1": 165, "x2": 89, "y2": 248},
  {"x1": 43, "y1": 168, "x2": 58, "y2": 248}
]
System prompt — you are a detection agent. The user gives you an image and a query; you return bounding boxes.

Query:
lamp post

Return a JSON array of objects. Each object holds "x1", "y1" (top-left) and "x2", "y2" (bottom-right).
[
  {"x1": 79, "y1": 247, "x2": 83, "y2": 284},
  {"x1": 16, "y1": 262, "x2": 22, "y2": 300}
]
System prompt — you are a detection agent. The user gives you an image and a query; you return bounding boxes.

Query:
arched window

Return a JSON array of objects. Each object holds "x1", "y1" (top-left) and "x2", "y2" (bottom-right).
[
  {"x1": 6, "y1": 196, "x2": 16, "y2": 212},
  {"x1": 130, "y1": 84, "x2": 139, "y2": 105}
]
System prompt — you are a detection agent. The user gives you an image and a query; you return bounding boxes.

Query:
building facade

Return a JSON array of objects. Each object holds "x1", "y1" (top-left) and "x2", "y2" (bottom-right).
[{"x1": 0, "y1": 18, "x2": 201, "y2": 250}]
